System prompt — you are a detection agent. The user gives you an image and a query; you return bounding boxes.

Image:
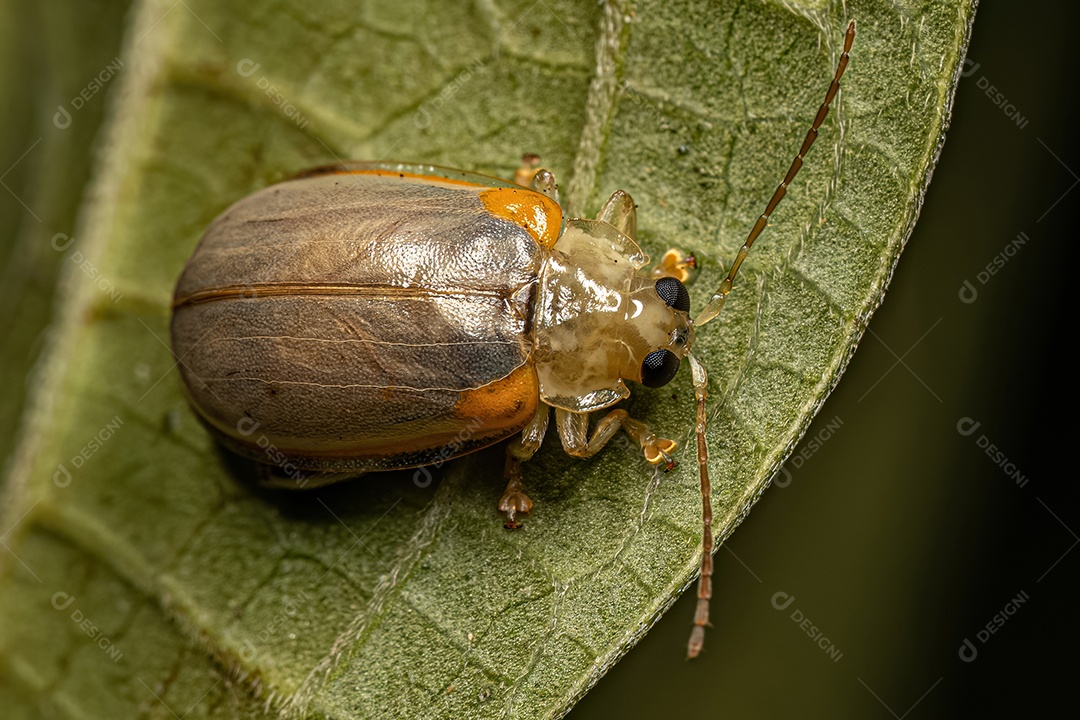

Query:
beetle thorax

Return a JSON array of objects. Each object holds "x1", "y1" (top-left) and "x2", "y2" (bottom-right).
[{"x1": 533, "y1": 220, "x2": 694, "y2": 412}]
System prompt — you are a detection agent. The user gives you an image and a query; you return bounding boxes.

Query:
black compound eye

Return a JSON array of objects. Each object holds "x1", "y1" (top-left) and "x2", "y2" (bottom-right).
[
  {"x1": 655, "y1": 276, "x2": 691, "y2": 313},
  {"x1": 641, "y1": 349, "x2": 681, "y2": 388}
]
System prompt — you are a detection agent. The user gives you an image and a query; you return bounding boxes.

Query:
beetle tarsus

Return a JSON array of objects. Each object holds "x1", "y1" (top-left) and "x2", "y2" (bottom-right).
[
  {"x1": 514, "y1": 153, "x2": 543, "y2": 188},
  {"x1": 641, "y1": 436, "x2": 679, "y2": 468},
  {"x1": 499, "y1": 475, "x2": 533, "y2": 530},
  {"x1": 650, "y1": 248, "x2": 697, "y2": 282},
  {"x1": 648, "y1": 441, "x2": 678, "y2": 471}
]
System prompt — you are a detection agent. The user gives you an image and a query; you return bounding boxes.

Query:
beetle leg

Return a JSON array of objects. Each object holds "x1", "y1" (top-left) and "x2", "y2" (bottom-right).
[
  {"x1": 555, "y1": 408, "x2": 678, "y2": 470},
  {"x1": 499, "y1": 403, "x2": 551, "y2": 529},
  {"x1": 513, "y1": 153, "x2": 543, "y2": 187},
  {"x1": 649, "y1": 248, "x2": 697, "y2": 282}
]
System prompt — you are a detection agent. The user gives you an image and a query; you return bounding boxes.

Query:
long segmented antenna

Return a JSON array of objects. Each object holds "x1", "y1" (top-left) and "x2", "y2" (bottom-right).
[
  {"x1": 686, "y1": 19, "x2": 855, "y2": 660},
  {"x1": 686, "y1": 354, "x2": 711, "y2": 659},
  {"x1": 694, "y1": 19, "x2": 856, "y2": 329}
]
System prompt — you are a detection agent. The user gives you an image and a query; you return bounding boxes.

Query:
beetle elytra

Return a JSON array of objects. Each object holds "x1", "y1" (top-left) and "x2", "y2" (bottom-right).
[{"x1": 170, "y1": 20, "x2": 854, "y2": 659}]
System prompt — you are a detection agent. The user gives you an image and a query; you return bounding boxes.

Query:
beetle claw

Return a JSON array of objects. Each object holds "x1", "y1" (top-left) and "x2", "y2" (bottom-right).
[
  {"x1": 655, "y1": 445, "x2": 678, "y2": 471},
  {"x1": 501, "y1": 499, "x2": 531, "y2": 529},
  {"x1": 643, "y1": 438, "x2": 679, "y2": 469},
  {"x1": 499, "y1": 477, "x2": 534, "y2": 530}
]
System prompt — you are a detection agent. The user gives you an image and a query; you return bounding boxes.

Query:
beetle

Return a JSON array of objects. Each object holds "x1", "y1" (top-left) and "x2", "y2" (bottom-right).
[{"x1": 171, "y1": 21, "x2": 854, "y2": 659}]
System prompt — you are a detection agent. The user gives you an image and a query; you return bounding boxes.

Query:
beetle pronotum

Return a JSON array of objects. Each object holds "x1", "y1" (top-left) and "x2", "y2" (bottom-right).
[{"x1": 170, "y1": 21, "x2": 854, "y2": 660}]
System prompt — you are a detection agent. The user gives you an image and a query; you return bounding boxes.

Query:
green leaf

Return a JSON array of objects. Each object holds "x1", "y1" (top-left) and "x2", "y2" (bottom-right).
[
  {"x1": 0, "y1": 0, "x2": 975, "y2": 718},
  {"x1": 0, "y1": 0, "x2": 134, "y2": 475}
]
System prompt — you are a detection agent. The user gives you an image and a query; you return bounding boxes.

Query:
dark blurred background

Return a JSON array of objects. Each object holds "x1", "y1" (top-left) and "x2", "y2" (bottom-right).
[
  {"x1": 2, "y1": 1, "x2": 1076, "y2": 718},
  {"x1": 573, "y1": 1, "x2": 1080, "y2": 717}
]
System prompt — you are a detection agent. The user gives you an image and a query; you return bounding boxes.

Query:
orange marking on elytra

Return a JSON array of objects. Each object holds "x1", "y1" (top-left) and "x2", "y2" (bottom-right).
[{"x1": 480, "y1": 187, "x2": 563, "y2": 248}]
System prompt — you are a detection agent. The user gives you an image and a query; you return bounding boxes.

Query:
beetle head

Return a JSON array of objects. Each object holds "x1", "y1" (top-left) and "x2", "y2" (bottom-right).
[{"x1": 624, "y1": 274, "x2": 695, "y2": 389}]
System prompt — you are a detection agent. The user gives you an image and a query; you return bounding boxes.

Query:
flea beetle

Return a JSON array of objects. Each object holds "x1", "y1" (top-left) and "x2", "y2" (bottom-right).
[{"x1": 171, "y1": 21, "x2": 854, "y2": 659}]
